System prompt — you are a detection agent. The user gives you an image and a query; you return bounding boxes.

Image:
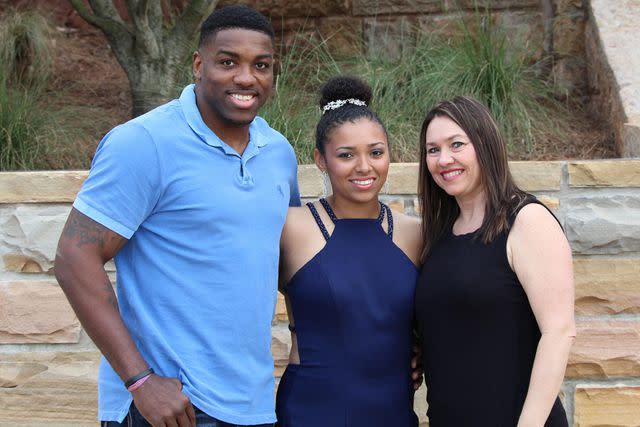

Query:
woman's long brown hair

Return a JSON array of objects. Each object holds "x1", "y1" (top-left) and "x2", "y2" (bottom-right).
[{"x1": 418, "y1": 96, "x2": 527, "y2": 262}]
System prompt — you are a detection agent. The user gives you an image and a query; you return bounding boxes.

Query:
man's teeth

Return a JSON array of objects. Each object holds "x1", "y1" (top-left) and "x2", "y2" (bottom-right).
[
  {"x1": 353, "y1": 179, "x2": 374, "y2": 185},
  {"x1": 443, "y1": 170, "x2": 462, "y2": 178},
  {"x1": 232, "y1": 94, "x2": 254, "y2": 101}
]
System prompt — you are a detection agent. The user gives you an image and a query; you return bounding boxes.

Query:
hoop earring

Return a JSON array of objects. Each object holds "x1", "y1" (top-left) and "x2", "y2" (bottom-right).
[{"x1": 321, "y1": 170, "x2": 331, "y2": 198}]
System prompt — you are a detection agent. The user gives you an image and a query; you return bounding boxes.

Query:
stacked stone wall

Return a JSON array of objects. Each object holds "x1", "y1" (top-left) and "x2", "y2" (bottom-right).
[
  {"x1": 216, "y1": 0, "x2": 588, "y2": 94},
  {"x1": 1, "y1": 160, "x2": 639, "y2": 425}
]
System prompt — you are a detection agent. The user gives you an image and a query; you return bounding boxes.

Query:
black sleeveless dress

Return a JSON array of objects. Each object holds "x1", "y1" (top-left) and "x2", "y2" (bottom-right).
[
  {"x1": 414, "y1": 197, "x2": 568, "y2": 426},
  {"x1": 276, "y1": 199, "x2": 419, "y2": 426}
]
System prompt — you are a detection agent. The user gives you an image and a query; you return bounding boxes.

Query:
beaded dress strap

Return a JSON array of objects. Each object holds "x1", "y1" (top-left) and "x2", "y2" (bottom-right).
[
  {"x1": 306, "y1": 202, "x2": 331, "y2": 241},
  {"x1": 384, "y1": 204, "x2": 394, "y2": 239}
]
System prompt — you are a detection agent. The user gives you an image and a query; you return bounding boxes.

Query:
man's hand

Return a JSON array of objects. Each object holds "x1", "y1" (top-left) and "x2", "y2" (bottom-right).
[
  {"x1": 132, "y1": 374, "x2": 196, "y2": 427},
  {"x1": 411, "y1": 344, "x2": 424, "y2": 391}
]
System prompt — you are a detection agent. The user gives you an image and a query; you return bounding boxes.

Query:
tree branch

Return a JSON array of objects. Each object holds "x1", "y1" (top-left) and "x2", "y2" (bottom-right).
[
  {"x1": 167, "y1": 0, "x2": 217, "y2": 49},
  {"x1": 69, "y1": 0, "x2": 131, "y2": 39}
]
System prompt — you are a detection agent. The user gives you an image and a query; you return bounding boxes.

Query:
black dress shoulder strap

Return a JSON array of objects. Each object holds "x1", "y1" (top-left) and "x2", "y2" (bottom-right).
[
  {"x1": 509, "y1": 194, "x2": 563, "y2": 231},
  {"x1": 306, "y1": 202, "x2": 331, "y2": 241}
]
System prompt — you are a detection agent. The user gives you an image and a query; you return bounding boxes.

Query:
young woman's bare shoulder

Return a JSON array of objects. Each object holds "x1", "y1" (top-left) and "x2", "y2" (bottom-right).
[{"x1": 391, "y1": 211, "x2": 423, "y2": 266}]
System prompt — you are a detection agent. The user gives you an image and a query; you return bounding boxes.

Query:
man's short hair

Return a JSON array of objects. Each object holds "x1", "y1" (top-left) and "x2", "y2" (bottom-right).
[{"x1": 199, "y1": 5, "x2": 275, "y2": 47}]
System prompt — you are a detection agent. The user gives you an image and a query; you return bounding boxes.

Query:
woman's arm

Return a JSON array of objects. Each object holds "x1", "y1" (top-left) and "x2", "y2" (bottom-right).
[{"x1": 507, "y1": 203, "x2": 575, "y2": 427}]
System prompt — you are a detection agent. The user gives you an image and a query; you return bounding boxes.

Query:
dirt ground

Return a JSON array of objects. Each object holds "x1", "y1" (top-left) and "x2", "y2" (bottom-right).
[{"x1": 2, "y1": 0, "x2": 619, "y2": 165}]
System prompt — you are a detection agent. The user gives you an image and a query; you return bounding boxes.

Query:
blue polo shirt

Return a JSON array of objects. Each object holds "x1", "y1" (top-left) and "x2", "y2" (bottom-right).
[{"x1": 74, "y1": 84, "x2": 300, "y2": 424}]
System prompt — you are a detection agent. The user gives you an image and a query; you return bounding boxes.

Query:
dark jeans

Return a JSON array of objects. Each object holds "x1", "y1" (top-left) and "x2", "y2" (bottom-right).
[{"x1": 102, "y1": 403, "x2": 274, "y2": 427}]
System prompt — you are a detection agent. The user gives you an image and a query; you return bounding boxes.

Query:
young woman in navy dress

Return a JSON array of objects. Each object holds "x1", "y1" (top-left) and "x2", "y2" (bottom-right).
[
  {"x1": 414, "y1": 97, "x2": 575, "y2": 426},
  {"x1": 275, "y1": 76, "x2": 422, "y2": 426}
]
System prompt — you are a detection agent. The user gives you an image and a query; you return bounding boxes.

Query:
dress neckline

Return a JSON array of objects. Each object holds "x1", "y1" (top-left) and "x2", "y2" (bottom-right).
[{"x1": 319, "y1": 198, "x2": 385, "y2": 224}]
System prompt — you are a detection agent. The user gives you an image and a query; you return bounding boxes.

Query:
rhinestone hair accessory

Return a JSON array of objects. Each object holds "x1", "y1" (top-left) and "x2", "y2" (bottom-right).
[{"x1": 322, "y1": 98, "x2": 367, "y2": 114}]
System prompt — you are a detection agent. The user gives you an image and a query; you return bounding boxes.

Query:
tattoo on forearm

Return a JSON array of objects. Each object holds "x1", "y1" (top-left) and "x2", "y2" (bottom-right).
[
  {"x1": 103, "y1": 277, "x2": 119, "y2": 311},
  {"x1": 63, "y1": 210, "x2": 108, "y2": 249}
]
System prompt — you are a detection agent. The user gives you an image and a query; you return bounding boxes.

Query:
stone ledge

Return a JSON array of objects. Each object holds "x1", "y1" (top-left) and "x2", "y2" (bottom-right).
[
  {"x1": 567, "y1": 319, "x2": 640, "y2": 378},
  {"x1": 574, "y1": 257, "x2": 640, "y2": 315},
  {"x1": 574, "y1": 385, "x2": 640, "y2": 427},
  {"x1": 509, "y1": 161, "x2": 563, "y2": 191},
  {"x1": 0, "y1": 351, "x2": 100, "y2": 424},
  {"x1": 0, "y1": 281, "x2": 80, "y2": 344},
  {"x1": 0, "y1": 171, "x2": 87, "y2": 203},
  {"x1": 1, "y1": 160, "x2": 634, "y2": 201},
  {"x1": 568, "y1": 160, "x2": 640, "y2": 187}
]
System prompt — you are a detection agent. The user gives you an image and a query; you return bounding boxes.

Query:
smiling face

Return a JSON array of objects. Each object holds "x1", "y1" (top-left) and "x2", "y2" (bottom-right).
[
  {"x1": 425, "y1": 115, "x2": 483, "y2": 201},
  {"x1": 316, "y1": 118, "x2": 389, "y2": 207},
  {"x1": 193, "y1": 28, "x2": 274, "y2": 134}
]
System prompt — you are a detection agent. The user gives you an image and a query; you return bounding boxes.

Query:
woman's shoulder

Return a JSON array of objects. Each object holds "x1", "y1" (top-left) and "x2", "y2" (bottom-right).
[{"x1": 389, "y1": 210, "x2": 423, "y2": 266}]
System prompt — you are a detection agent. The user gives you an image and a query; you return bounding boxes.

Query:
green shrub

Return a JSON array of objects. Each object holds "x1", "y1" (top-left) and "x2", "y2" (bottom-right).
[
  {"x1": 262, "y1": 11, "x2": 569, "y2": 163},
  {"x1": 0, "y1": 8, "x2": 85, "y2": 171}
]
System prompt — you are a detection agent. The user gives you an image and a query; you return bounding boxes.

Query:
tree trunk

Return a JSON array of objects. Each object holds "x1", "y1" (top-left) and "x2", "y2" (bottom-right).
[{"x1": 69, "y1": 0, "x2": 216, "y2": 117}]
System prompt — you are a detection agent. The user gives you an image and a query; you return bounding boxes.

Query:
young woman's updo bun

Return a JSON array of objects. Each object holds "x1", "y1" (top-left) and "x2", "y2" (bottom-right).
[
  {"x1": 316, "y1": 75, "x2": 386, "y2": 154},
  {"x1": 319, "y1": 76, "x2": 372, "y2": 110}
]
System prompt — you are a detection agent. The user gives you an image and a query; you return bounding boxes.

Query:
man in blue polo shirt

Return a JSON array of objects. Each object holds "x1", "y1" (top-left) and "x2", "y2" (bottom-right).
[{"x1": 54, "y1": 6, "x2": 299, "y2": 427}]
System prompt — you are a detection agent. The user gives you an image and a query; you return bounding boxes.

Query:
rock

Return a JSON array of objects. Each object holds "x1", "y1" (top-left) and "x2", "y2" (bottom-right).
[
  {"x1": 318, "y1": 17, "x2": 364, "y2": 57},
  {"x1": 509, "y1": 161, "x2": 563, "y2": 191},
  {"x1": 574, "y1": 385, "x2": 640, "y2": 427},
  {"x1": 0, "y1": 351, "x2": 100, "y2": 425},
  {"x1": 564, "y1": 195, "x2": 640, "y2": 254},
  {"x1": 298, "y1": 165, "x2": 324, "y2": 198},
  {"x1": 553, "y1": 12, "x2": 585, "y2": 56},
  {"x1": 0, "y1": 205, "x2": 71, "y2": 273},
  {"x1": 574, "y1": 257, "x2": 640, "y2": 315},
  {"x1": 0, "y1": 171, "x2": 86, "y2": 203},
  {"x1": 353, "y1": 0, "x2": 442, "y2": 16},
  {"x1": 567, "y1": 319, "x2": 640, "y2": 378},
  {"x1": 0, "y1": 281, "x2": 80, "y2": 344},
  {"x1": 387, "y1": 163, "x2": 419, "y2": 195},
  {"x1": 364, "y1": 16, "x2": 414, "y2": 61},
  {"x1": 568, "y1": 160, "x2": 640, "y2": 187},
  {"x1": 271, "y1": 325, "x2": 292, "y2": 377}
]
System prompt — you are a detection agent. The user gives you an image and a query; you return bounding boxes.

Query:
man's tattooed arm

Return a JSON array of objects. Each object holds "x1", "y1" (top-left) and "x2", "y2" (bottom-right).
[{"x1": 54, "y1": 208, "x2": 148, "y2": 381}]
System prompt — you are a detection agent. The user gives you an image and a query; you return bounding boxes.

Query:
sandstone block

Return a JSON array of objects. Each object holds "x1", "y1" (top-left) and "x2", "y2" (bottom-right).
[
  {"x1": 0, "y1": 171, "x2": 87, "y2": 203},
  {"x1": 553, "y1": 0, "x2": 583, "y2": 15},
  {"x1": 568, "y1": 160, "x2": 640, "y2": 187},
  {"x1": 574, "y1": 257, "x2": 640, "y2": 315},
  {"x1": 574, "y1": 385, "x2": 640, "y2": 427},
  {"x1": 221, "y1": 0, "x2": 348, "y2": 17},
  {"x1": 353, "y1": 0, "x2": 442, "y2": 16},
  {"x1": 364, "y1": 17, "x2": 414, "y2": 61},
  {"x1": 536, "y1": 195, "x2": 560, "y2": 210},
  {"x1": 509, "y1": 161, "x2": 563, "y2": 191},
  {"x1": 318, "y1": 17, "x2": 364, "y2": 57},
  {"x1": 2, "y1": 253, "x2": 44, "y2": 273},
  {"x1": 298, "y1": 165, "x2": 324, "y2": 198},
  {"x1": 567, "y1": 319, "x2": 640, "y2": 378},
  {"x1": 553, "y1": 12, "x2": 585, "y2": 56},
  {"x1": 565, "y1": 195, "x2": 640, "y2": 254},
  {"x1": 0, "y1": 281, "x2": 80, "y2": 344},
  {"x1": 0, "y1": 351, "x2": 100, "y2": 425},
  {"x1": 552, "y1": 56, "x2": 587, "y2": 96},
  {"x1": 623, "y1": 122, "x2": 640, "y2": 158},
  {"x1": 0, "y1": 205, "x2": 71, "y2": 273},
  {"x1": 271, "y1": 325, "x2": 292, "y2": 377},
  {"x1": 387, "y1": 163, "x2": 419, "y2": 195},
  {"x1": 275, "y1": 292, "x2": 288, "y2": 322},
  {"x1": 494, "y1": 10, "x2": 544, "y2": 59},
  {"x1": 449, "y1": 0, "x2": 539, "y2": 10}
]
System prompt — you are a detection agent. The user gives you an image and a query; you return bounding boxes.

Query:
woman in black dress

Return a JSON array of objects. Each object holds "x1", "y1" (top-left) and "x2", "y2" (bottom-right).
[{"x1": 414, "y1": 97, "x2": 575, "y2": 426}]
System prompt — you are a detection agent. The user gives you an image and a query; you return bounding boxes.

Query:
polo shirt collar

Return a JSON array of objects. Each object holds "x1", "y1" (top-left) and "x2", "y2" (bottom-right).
[{"x1": 179, "y1": 84, "x2": 269, "y2": 154}]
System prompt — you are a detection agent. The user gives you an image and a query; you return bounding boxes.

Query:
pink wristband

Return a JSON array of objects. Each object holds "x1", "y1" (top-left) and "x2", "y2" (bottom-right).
[{"x1": 127, "y1": 373, "x2": 151, "y2": 392}]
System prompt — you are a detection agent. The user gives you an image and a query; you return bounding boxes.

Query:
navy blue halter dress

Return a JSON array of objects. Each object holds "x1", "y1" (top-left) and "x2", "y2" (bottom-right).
[{"x1": 275, "y1": 199, "x2": 419, "y2": 427}]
